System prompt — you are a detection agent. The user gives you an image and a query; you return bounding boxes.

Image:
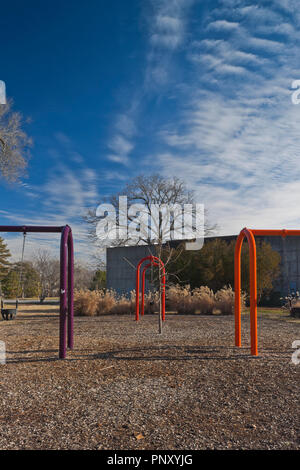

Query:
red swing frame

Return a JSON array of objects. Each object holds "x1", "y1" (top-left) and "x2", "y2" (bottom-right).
[
  {"x1": 141, "y1": 260, "x2": 159, "y2": 317},
  {"x1": 136, "y1": 255, "x2": 165, "y2": 321}
]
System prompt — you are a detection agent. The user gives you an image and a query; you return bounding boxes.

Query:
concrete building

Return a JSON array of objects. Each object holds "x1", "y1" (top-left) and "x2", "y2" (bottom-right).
[{"x1": 106, "y1": 235, "x2": 300, "y2": 296}]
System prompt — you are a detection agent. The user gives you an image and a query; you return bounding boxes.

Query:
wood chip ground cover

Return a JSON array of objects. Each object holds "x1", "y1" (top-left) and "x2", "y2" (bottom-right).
[{"x1": 0, "y1": 306, "x2": 299, "y2": 450}]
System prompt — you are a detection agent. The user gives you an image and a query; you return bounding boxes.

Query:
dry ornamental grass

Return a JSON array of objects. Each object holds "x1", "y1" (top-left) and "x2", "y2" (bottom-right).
[{"x1": 74, "y1": 285, "x2": 246, "y2": 317}]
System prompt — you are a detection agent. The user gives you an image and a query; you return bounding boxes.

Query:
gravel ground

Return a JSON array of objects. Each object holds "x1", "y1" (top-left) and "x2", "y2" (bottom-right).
[{"x1": 0, "y1": 306, "x2": 299, "y2": 450}]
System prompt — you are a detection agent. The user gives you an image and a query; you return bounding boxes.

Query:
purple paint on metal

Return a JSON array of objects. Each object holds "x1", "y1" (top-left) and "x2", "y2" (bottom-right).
[
  {"x1": 59, "y1": 226, "x2": 69, "y2": 359},
  {"x1": 0, "y1": 226, "x2": 63, "y2": 233},
  {"x1": 0, "y1": 224, "x2": 74, "y2": 359},
  {"x1": 67, "y1": 229, "x2": 74, "y2": 350}
]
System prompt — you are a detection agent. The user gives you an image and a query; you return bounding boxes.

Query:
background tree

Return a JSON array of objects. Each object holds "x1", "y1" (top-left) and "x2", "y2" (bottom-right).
[
  {"x1": 74, "y1": 261, "x2": 94, "y2": 290},
  {"x1": 34, "y1": 251, "x2": 96, "y2": 295},
  {"x1": 91, "y1": 269, "x2": 106, "y2": 290},
  {"x1": 2, "y1": 261, "x2": 40, "y2": 298},
  {"x1": 0, "y1": 100, "x2": 32, "y2": 182},
  {"x1": 33, "y1": 250, "x2": 60, "y2": 298},
  {"x1": 20, "y1": 262, "x2": 41, "y2": 297},
  {"x1": 166, "y1": 239, "x2": 281, "y2": 304},
  {"x1": 242, "y1": 241, "x2": 281, "y2": 303},
  {"x1": 0, "y1": 237, "x2": 11, "y2": 280},
  {"x1": 2, "y1": 270, "x2": 19, "y2": 298},
  {"x1": 85, "y1": 174, "x2": 216, "y2": 332}
]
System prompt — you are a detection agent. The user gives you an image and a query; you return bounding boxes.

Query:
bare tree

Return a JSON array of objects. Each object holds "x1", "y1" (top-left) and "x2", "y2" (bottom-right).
[
  {"x1": 0, "y1": 100, "x2": 32, "y2": 182},
  {"x1": 86, "y1": 175, "x2": 215, "y2": 246},
  {"x1": 33, "y1": 250, "x2": 95, "y2": 298},
  {"x1": 85, "y1": 174, "x2": 217, "y2": 333},
  {"x1": 74, "y1": 261, "x2": 94, "y2": 290},
  {"x1": 33, "y1": 250, "x2": 60, "y2": 298}
]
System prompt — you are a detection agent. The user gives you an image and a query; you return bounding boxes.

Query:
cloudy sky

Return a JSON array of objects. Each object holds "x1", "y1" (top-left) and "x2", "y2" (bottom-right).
[{"x1": 1, "y1": 0, "x2": 300, "y2": 261}]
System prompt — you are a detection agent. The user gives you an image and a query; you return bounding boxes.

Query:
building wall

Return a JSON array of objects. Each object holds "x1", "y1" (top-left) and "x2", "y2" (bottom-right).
[
  {"x1": 106, "y1": 245, "x2": 156, "y2": 296},
  {"x1": 106, "y1": 235, "x2": 300, "y2": 296},
  {"x1": 262, "y1": 235, "x2": 300, "y2": 294}
]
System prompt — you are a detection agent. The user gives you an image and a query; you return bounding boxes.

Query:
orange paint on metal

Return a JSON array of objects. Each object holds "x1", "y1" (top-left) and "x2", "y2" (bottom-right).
[{"x1": 235, "y1": 228, "x2": 300, "y2": 356}]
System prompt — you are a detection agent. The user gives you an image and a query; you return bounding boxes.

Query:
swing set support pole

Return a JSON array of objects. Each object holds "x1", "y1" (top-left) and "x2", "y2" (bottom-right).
[{"x1": 0, "y1": 225, "x2": 74, "y2": 359}]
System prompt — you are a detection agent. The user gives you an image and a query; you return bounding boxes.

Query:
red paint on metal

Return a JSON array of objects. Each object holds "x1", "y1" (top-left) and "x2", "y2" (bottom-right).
[
  {"x1": 141, "y1": 261, "x2": 159, "y2": 316},
  {"x1": 136, "y1": 256, "x2": 166, "y2": 322}
]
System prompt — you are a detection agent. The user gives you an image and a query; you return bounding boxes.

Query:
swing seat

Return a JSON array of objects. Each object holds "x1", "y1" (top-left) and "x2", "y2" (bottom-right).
[
  {"x1": 1, "y1": 308, "x2": 17, "y2": 320},
  {"x1": 1, "y1": 300, "x2": 18, "y2": 321}
]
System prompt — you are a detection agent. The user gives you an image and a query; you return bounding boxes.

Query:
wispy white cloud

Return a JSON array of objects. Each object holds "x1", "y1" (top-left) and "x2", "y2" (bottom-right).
[
  {"x1": 207, "y1": 19, "x2": 240, "y2": 31},
  {"x1": 145, "y1": 0, "x2": 194, "y2": 87},
  {"x1": 105, "y1": 0, "x2": 196, "y2": 171},
  {"x1": 148, "y1": 0, "x2": 300, "y2": 234},
  {"x1": 100, "y1": 0, "x2": 300, "y2": 239},
  {"x1": 191, "y1": 39, "x2": 266, "y2": 67},
  {"x1": 54, "y1": 132, "x2": 85, "y2": 164},
  {"x1": 246, "y1": 36, "x2": 284, "y2": 53},
  {"x1": 0, "y1": 132, "x2": 103, "y2": 261},
  {"x1": 115, "y1": 114, "x2": 137, "y2": 137},
  {"x1": 107, "y1": 135, "x2": 134, "y2": 165},
  {"x1": 149, "y1": 0, "x2": 193, "y2": 49},
  {"x1": 150, "y1": 14, "x2": 184, "y2": 49}
]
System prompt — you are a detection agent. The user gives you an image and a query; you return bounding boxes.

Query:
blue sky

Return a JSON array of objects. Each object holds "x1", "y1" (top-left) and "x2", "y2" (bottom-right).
[{"x1": 1, "y1": 0, "x2": 300, "y2": 262}]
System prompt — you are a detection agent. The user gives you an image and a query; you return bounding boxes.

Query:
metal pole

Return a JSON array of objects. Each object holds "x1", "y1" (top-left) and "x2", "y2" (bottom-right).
[
  {"x1": 246, "y1": 229, "x2": 257, "y2": 356},
  {"x1": 161, "y1": 266, "x2": 166, "y2": 321},
  {"x1": 59, "y1": 226, "x2": 69, "y2": 359},
  {"x1": 67, "y1": 228, "x2": 74, "y2": 350},
  {"x1": 142, "y1": 261, "x2": 159, "y2": 316},
  {"x1": 234, "y1": 228, "x2": 258, "y2": 356},
  {"x1": 0, "y1": 225, "x2": 73, "y2": 359},
  {"x1": 136, "y1": 263, "x2": 140, "y2": 321},
  {"x1": 136, "y1": 255, "x2": 166, "y2": 322},
  {"x1": 141, "y1": 266, "x2": 147, "y2": 317},
  {"x1": 0, "y1": 225, "x2": 63, "y2": 233},
  {"x1": 234, "y1": 231, "x2": 244, "y2": 347}
]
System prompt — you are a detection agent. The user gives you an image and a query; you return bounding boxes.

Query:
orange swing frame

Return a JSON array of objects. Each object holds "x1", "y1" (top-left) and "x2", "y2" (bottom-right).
[{"x1": 235, "y1": 228, "x2": 300, "y2": 356}]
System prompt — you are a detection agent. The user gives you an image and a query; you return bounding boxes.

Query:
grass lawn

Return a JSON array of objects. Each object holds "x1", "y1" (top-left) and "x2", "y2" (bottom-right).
[{"x1": 243, "y1": 306, "x2": 300, "y2": 323}]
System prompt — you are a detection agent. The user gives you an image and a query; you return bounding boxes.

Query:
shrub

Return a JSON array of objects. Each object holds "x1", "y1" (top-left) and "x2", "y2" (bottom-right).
[
  {"x1": 215, "y1": 285, "x2": 246, "y2": 315},
  {"x1": 74, "y1": 289, "x2": 101, "y2": 316},
  {"x1": 110, "y1": 291, "x2": 135, "y2": 315},
  {"x1": 144, "y1": 291, "x2": 160, "y2": 314},
  {"x1": 73, "y1": 285, "x2": 245, "y2": 317},
  {"x1": 192, "y1": 286, "x2": 216, "y2": 314},
  {"x1": 96, "y1": 289, "x2": 117, "y2": 315},
  {"x1": 166, "y1": 285, "x2": 197, "y2": 314},
  {"x1": 74, "y1": 289, "x2": 137, "y2": 316}
]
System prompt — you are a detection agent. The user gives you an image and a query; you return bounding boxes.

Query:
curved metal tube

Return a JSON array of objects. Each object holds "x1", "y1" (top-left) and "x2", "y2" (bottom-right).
[
  {"x1": 136, "y1": 255, "x2": 166, "y2": 322},
  {"x1": 58, "y1": 225, "x2": 74, "y2": 358},
  {"x1": 0, "y1": 224, "x2": 74, "y2": 359},
  {"x1": 234, "y1": 227, "x2": 259, "y2": 356},
  {"x1": 67, "y1": 229, "x2": 74, "y2": 350},
  {"x1": 235, "y1": 227, "x2": 300, "y2": 356},
  {"x1": 141, "y1": 261, "x2": 159, "y2": 316}
]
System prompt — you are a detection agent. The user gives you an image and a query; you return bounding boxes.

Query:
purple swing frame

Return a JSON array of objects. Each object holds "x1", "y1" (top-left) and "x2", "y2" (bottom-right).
[{"x1": 0, "y1": 225, "x2": 74, "y2": 359}]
